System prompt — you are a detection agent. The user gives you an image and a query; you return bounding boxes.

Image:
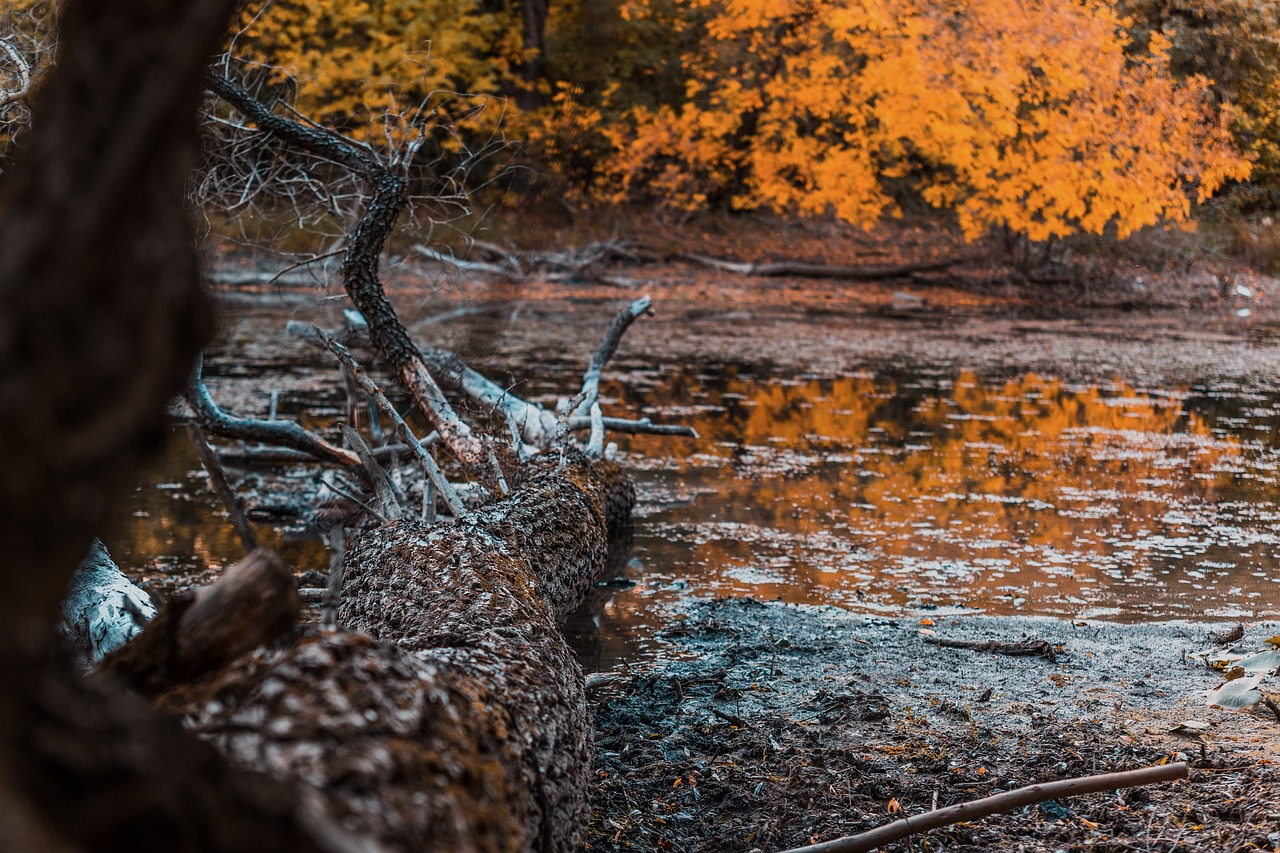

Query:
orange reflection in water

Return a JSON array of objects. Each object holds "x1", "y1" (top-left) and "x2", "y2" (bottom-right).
[{"x1": 610, "y1": 369, "x2": 1280, "y2": 630}]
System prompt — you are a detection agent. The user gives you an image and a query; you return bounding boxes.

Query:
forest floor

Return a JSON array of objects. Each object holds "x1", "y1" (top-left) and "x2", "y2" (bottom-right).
[{"x1": 201, "y1": 211, "x2": 1280, "y2": 852}]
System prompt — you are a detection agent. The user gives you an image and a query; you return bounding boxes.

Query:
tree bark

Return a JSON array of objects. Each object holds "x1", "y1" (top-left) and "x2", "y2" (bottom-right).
[
  {"x1": 0, "y1": 1, "x2": 333, "y2": 848},
  {"x1": 167, "y1": 450, "x2": 635, "y2": 852}
]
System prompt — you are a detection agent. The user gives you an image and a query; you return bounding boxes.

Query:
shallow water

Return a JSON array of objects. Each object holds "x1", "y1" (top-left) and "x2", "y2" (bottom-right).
[{"x1": 107, "y1": 352, "x2": 1280, "y2": 669}]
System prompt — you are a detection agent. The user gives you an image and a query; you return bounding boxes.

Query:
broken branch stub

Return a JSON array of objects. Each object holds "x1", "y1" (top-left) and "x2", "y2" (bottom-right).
[{"x1": 102, "y1": 549, "x2": 301, "y2": 696}]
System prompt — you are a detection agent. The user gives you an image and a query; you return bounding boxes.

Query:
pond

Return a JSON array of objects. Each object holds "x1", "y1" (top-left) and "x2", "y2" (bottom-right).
[{"x1": 107, "y1": 332, "x2": 1280, "y2": 671}]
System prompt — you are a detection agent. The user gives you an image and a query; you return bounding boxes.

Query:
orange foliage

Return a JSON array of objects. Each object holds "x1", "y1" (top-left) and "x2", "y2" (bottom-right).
[
  {"x1": 228, "y1": 0, "x2": 522, "y2": 141},
  {"x1": 604, "y1": 0, "x2": 1251, "y2": 240}
]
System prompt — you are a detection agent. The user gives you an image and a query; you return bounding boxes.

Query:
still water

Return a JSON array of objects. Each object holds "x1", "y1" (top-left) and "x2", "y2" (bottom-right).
[{"x1": 108, "y1": 361, "x2": 1280, "y2": 667}]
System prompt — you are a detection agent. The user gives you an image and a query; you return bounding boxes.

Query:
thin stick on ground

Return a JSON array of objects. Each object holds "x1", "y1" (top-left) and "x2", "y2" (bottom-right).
[
  {"x1": 779, "y1": 762, "x2": 1190, "y2": 853},
  {"x1": 187, "y1": 422, "x2": 258, "y2": 553}
]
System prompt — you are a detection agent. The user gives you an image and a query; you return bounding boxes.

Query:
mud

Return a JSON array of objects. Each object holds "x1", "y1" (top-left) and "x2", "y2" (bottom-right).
[{"x1": 587, "y1": 599, "x2": 1280, "y2": 852}]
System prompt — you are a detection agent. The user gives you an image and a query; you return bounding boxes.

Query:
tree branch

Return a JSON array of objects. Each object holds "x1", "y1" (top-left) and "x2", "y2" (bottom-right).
[{"x1": 186, "y1": 357, "x2": 362, "y2": 470}]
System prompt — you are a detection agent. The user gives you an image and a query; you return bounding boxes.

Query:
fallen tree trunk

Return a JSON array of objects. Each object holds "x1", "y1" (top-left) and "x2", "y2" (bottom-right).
[{"x1": 159, "y1": 449, "x2": 634, "y2": 852}]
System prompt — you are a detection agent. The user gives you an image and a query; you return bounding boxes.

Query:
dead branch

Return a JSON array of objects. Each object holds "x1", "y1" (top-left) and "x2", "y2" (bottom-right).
[
  {"x1": 320, "y1": 527, "x2": 345, "y2": 627},
  {"x1": 0, "y1": 38, "x2": 31, "y2": 109},
  {"x1": 566, "y1": 415, "x2": 698, "y2": 438},
  {"x1": 208, "y1": 72, "x2": 487, "y2": 466},
  {"x1": 102, "y1": 549, "x2": 301, "y2": 696},
  {"x1": 570, "y1": 295, "x2": 651, "y2": 419},
  {"x1": 340, "y1": 425, "x2": 402, "y2": 521},
  {"x1": 781, "y1": 762, "x2": 1190, "y2": 853},
  {"x1": 921, "y1": 632, "x2": 1058, "y2": 662},
  {"x1": 214, "y1": 442, "x2": 417, "y2": 467},
  {"x1": 287, "y1": 320, "x2": 466, "y2": 517},
  {"x1": 682, "y1": 253, "x2": 958, "y2": 280},
  {"x1": 187, "y1": 357, "x2": 362, "y2": 469},
  {"x1": 187, "y1": 422, "x2": 259, "y2": 553},
  {"x1": 415, "y1": 240, "x2": 643, "y2": 286},
  {"x1": 414, "y1": 244, "x2": 513, "y2": 276}
]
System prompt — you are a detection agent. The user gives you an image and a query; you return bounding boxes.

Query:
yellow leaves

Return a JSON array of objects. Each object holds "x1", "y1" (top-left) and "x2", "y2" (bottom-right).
[
  {"x1": 231, "y1": 0, "x2": 515, "y2": 142},
  {"x1": 602, "y1": 0, "x2": 1249, "y2": 240}
]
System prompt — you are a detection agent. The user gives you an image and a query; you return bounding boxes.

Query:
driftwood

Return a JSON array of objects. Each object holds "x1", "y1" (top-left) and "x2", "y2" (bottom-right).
[
  {"x1": 415, "y1": 240, "x2": 642, "y2": 288},
  {"x1": 781, "y1": 762, "x2": 1190, "y2": 853},
  {"x1": 159, "y1": 450, "x2": 635, "y2": 852},
  {"x1": 683, "y1": 253, "x2": 958, "y2": 280},
  {"x1": 921, "y1": 631, "x2": 1058, "y2": 662}
]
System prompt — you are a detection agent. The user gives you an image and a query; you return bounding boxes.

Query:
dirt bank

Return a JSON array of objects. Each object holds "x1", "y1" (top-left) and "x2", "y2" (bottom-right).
[{"x1": 587, "y1": 598, "x2": 1280, "y2": 852}]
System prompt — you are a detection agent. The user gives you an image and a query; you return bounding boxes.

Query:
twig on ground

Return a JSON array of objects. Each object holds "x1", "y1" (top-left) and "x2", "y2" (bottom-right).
[
  {"x1": 779, "y1": 762, "x2": 1189, "y2": 853},
  {"x1": 922, "y1": 632, "x2": 1058, "y2": 663}
]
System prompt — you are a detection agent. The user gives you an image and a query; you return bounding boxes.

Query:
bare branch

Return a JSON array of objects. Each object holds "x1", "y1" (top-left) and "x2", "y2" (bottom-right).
[
  {"x1": 0, "y1": 38, "x2": 31, "y2": 109},
  {"x1": 186, "y1": 356, "x2": 362, "y2": 469},
  {"x1": 781, "y1": 762, "x2": 1190, "y2": 853},
  {"x1": 287, "y1": 321, "x2": 466, "y2": 518}
]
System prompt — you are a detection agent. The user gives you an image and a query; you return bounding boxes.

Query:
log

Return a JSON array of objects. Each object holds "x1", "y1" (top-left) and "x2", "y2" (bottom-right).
[
  {"x1": 682, "y1": 253, "x2": 958, "y2": 280},
  {"x1": 168, "y1": 450, "x2": 635, "y2": 852},
  {"x1": 102, "y1": 549, "x2": 301, "y2": 695},
  {"x1": 61, "y1": 539, "x2": 157, "y2": 666}
]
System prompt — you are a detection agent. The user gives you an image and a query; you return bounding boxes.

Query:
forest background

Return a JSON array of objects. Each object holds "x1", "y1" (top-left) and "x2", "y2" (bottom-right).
[{"x1": 4, "y1": 0, "x2": 1280, "y2": 266}]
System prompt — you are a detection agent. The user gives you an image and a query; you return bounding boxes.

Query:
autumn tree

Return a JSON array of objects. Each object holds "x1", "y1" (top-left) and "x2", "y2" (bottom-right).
[
  {"x1": 596, "y1": 0, "x2": 1250, "y2": 241},
  {"x1": 1121, "y1": 0, "x2": 1280, "y2": 205}
]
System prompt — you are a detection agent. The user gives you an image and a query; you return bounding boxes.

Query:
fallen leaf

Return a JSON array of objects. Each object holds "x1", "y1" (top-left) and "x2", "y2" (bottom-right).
[
  {"x1": 920, "y1": 618, "x2": 935, "y2": 626},
  {"x1": 887, "y1": 797, "x2": 902, "y2": 814},
  {"x1": 1169, "y1": 721, "x2": 1211, "y2": 735},
  {"x1": 1080, "y1": 818, "x2": 1099, "y2": 830},
  {"x1": 1207, "y1": 673, "x2": 1264, "y2": 710}
]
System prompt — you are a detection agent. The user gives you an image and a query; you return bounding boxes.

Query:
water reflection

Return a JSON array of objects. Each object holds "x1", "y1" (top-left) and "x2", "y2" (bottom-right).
[
  {"x1": 588, "y1": 368, "x2": 1280, "y2": 664},
  {"x1": 106, "y1": 363, "x2": 1280, "y2": 670}
]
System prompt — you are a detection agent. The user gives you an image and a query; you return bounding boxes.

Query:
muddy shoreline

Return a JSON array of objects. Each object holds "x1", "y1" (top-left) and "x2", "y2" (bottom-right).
[{"x1": 587, "y1": 598, "x2": 1280, "y2": 852}]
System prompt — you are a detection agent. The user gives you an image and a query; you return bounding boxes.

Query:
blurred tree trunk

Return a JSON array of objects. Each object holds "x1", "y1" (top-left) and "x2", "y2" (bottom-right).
[
  {"x1": 518, "y1": 0, "x2": 550, "y2": 109},
  {"x1": 0, "y1": 0, "x2": 322, "y2": 848}
]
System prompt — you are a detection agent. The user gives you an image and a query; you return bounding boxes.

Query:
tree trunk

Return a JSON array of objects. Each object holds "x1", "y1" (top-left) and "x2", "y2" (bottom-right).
[
  {"x1": 162, "y1": 450, "x2": 634, "y2": 852},
  {"x1": 0, "y1": 0, "x2": 334, "y2": 848}
]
